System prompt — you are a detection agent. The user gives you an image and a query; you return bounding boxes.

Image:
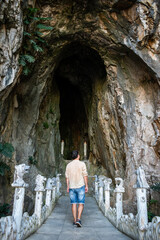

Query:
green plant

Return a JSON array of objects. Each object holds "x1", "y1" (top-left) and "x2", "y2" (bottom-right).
[
  {"x1": 43, "y1": 122, "x2": 49, "y2": 129},
  {"x1": 147, "y1": 199, "x2": 158, "y2": 222},
  {"x1": 0, "y1": 203, "x2": 11, "y2": 217},
  {"x1": 148, "y1": 211, "x2": 155, "y2": 222},
  {"x1": 49, "y1": 106, "x2": 54, "y2": 114},
  {"x1": 151, "y1": 182, "x2": 160, "y2": 192},
  {"x1": 19, "y1": 7, "x2": 53, "y2": 75},
  {"x1": 0, "y1": 142, "x2": 14, "y2": 176},
  {"x1": 46, "y1": 113, "x2": 49, "y2": 120},
  {"x1": 0, "y1": 162, "x2": 10, "y2": 176},
  {"x1": 0, "y1": 142, "x2": 14, "y2": 158},
  {"x1": 28, "y1": 156, "x2": 37, "y2": 165}
]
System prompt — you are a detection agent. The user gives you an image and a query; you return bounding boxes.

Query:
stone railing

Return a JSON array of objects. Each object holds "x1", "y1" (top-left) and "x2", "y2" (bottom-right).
[
  {"x1": 0, "y1": 164, "x2": 61, "y2": 240},
  {"x1": 94, "y1": 167, "x2": 160, "y2": 240}
]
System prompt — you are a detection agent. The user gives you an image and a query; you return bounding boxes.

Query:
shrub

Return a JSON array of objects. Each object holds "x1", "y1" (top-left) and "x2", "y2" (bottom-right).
[{"x1": 0, "y1": 203, "x2": 11, "y2": 217}]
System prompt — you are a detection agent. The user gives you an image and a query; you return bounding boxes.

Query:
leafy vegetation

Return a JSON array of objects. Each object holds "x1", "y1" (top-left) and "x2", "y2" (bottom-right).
[
  {"x1": 0, "y1": 142, "x2": 14, "y2": 176},
  {"x1": 148, "y1": 199, "x2": 158, "y2": 222},
  {"x1": 151, "y1": 182, "x2": 160, "y2": 192},
  {"x1": 0, "y1": 203, "x2": 11, "y2": 218},
  {"x1": 147, "y1": 182, "x2": 160, "y2": 221},
  {"x1": 43, "y1": 122, "x2": 49, "y2": 129},
  {"x1": 148, "y1": 210, "x2": 156, "y2": 222},
  {"x1": 0, "y1": 142, "x2": 14, "y2": 158},
  {"x1": 49, "y1": 106, "x2": 54, "y2": 114},
  {"x1": 0, "y1": 162, "x2": 10, "y2": 176},
  {"x1": 28, "y1": 156, "x2": 37, "y2": 165},
  {"x1": 19, "y1": 7, "x2": 53, "y2": 75}
]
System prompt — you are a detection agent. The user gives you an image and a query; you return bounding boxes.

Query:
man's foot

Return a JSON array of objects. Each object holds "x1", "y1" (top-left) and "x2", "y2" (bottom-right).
[
  {"x1": 76, "y1": 219, "x2": 82, "y2": 227},
  {"x1": 73, "y1": 222, "x2": 77, "y2": 227}
]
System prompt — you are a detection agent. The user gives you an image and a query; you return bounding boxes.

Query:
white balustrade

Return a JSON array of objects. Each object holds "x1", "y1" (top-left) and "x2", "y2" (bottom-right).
[
  {"x1": 11, "y1": 164, "x2": 30, "y2": 240},
  {"x1": 134, "y1": 166, "x2": 149, "y2": 240},
  {"x1": 45, "y1": 178, "x2": 53, "y2": 207},
  {"x1": 114, "y1": 178, "x2": 125, "y2": 227},
  {"x1": 56, "y1": 174, "x2": 62, "y2": 196},
  {"x1": 0, "y1": 164, "x2": 62, "y2": 240},
  {"x1": 104, "y1": 178, "x2": 112, "y2": 214},
  {"x1": 98, "y1": 178, "x2": 104, "y2": 206},
  {"x1": 52, "y1": 177, "x2": 56, "y2": 202},
  {"x1": 1, "y1": 162, "x2": 160, "y2": 240},
  {"x1": 94, "y1": 175, "x2": 98, "y2": 197},
  {"x1": 34, "y1": 174, "x2": 46, "y2": 226},
  {"x1": 94, "y1": 166, "x2": 160, "y2": 240},
  {"x1": 52, "y1": 185, "x2": 56, "y2": 202}
]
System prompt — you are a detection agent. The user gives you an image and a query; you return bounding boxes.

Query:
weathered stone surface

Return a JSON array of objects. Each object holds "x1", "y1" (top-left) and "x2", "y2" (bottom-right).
[
  {"x1": 0, "y1": 0, "x2": 23, "y2": 91},
  {"x1": 0, "y1": 0, "x2": 160, "y2": 213}
]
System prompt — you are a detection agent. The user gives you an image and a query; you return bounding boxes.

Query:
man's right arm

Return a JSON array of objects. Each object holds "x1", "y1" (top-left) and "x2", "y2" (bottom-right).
[{"x1": 65, "y1": 165, "x2": 69, "y2": 193}]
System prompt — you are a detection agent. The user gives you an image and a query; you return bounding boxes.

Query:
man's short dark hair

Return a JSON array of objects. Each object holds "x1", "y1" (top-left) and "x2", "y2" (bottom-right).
[{"x1": 72, "y1": 150, "x2": 79, "y2": 159}]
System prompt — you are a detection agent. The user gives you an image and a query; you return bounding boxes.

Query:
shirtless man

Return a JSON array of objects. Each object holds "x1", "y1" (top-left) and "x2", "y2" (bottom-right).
[{"x1": 65, "y1": 150, "x2": 88, "y2": 227}]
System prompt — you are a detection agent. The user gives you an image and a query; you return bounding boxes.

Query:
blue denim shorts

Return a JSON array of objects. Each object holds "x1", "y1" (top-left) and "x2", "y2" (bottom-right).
[{"x1": 69, "y1": 185, "x2": 85, "y2": 204}]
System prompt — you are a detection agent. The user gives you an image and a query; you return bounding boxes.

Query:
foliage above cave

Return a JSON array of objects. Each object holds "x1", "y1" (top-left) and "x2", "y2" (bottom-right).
[{"x1": 19, "y1": 7, "x2": 53, "y2": 75}]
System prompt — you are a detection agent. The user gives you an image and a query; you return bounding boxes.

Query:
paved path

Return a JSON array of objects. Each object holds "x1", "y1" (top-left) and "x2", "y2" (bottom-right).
[{"x1": 27, "y1": 196, "x2": 131, "y2": 240}]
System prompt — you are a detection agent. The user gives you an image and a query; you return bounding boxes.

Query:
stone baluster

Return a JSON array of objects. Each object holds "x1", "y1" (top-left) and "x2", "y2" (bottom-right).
[
  {"x1": 34, "y1": 174, "x2": 46, "y2": 226},
  {"x1": 45, "y1": 178, "x2": 53, "y2": 207},
  {"x1": 94, "y1": 175, "x2": 98, "y2": 196},
  {"x1": 134, "y1": 166, "x2": 149, "y2": 240},
  {"x1": 61, "y1": 140, "x2": 64, "y2": 156},
  {"x1": 56, "y1": 174, "x2": 61, "y2": 196},
  {"x1": 52, "y1": 177, "x2": 56, "y2": 202},
  {"x1": 104, "y1": 178, "x2": 112, "y2": 215},
  {"x1": 52, "y1": 185, "x2": 56, "y2": 202},
  {"x1": 114, "y1": 177, "x2": 125, "y2": 227},
  {"x1": 12, "y1": 164, "x2": 30, "y2": 240},
  {"x1": 98, "y1": 178, "x2": 104, "y2": 206}
]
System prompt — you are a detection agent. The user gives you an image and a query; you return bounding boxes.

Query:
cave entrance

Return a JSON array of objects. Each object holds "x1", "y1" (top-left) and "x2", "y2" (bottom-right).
[
  {"x1": 54, "y1": 42, "x2": 106, "y2": 159},
  {"x1": 57, "y1": 76, "x2": 88, "y2": 159}
]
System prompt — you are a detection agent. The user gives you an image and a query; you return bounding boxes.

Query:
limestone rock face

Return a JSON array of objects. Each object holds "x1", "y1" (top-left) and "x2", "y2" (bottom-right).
[
  {"x1": 0, "y1": 0, "x2": 23, "y2": 91},
  {"x1": 0, "y1": 0, "x2": 160, "y2": 209}
]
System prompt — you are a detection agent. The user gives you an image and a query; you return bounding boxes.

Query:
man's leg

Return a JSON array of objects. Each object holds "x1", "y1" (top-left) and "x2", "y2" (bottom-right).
[
  {"x1": 77, "y1": 204, "x2": 84, "y2": 220},
  {"x1": 72, "y1": 204, "x2": 77, "y2": 222}
]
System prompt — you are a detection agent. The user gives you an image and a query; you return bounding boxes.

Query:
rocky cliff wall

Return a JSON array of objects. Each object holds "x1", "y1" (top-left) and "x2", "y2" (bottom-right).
[{"x1": 0, "y1": 0, "x2": 160, "y2": 211}]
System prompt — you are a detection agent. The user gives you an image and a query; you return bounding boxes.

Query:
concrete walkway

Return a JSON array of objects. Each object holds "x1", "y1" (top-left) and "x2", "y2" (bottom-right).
[{"x1": 27, "y1": 196, "x2": 131, "y2": 240}]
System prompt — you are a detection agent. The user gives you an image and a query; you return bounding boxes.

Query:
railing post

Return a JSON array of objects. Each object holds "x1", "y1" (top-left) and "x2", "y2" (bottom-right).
[
  {"x1": 56, "y1": 174, "x2": 61, "y2": 196},
  {"x1": 61, "y1": 140, "x2": 64, "y2": 156},
  {"x1": 98, "y1": 178, "x2": 104, "y2": 206},
  {"x1": 34, "y1": 174, "x2": 46, "y2": 226},
  {"x1": 84, "y1": 141, "x2": 87, "y2": 159},
  {"x1": 114, "y1": 177, "x2": 125, "y2": 227},
  {"x1": 12, "y1": 164, "x2": 30, "y2": 240},
  {"x1": 94, "y1": 175, "x2": 98, "y2": 196},
  {"x1": 52, "y1": 177, "x2": 56, "y2": 202},
  {"x1": 104, "y1": 178, "x2": 112, "y2": 215},
  {"x1": 52, "y1": 185, "x2": 56, "y2": 201},
  {"x1": 134, "y1": 166, "x2": 149, "y2": 240},
  {"x1": 45, "y1": 178, "x2": 53, "y2": 207}
]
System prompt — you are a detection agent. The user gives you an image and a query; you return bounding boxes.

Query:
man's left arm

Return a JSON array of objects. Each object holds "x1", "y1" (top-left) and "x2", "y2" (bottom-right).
[
  {"x1": 82, "y1": 163, "x2": 88, "y2": 192},
  {"x1": 66, "y1": 177, "x2": 69, "y2": 193}
]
